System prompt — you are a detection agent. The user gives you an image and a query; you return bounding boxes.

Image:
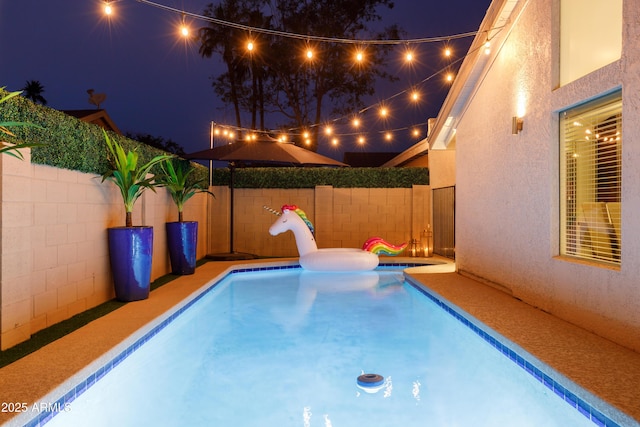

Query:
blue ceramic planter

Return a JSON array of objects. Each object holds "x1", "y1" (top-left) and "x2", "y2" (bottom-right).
[
  {"x1": 166, "y1": 221, "x2": 198, "y2": 275},
  {"x1": 108, "y1": 227, "x2": 153, "y2": 301}
]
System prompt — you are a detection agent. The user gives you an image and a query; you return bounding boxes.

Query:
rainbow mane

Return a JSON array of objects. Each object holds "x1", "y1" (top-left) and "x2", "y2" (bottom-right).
[
  {"x1": 362, "y1": 237, "x2": 407, "y2": 256},
  {"x1": 282, "y1": 204, "x2": 314, "y2": 235}
]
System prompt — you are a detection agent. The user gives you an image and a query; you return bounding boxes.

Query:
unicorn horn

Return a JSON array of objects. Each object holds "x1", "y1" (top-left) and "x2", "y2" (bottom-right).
[{"x1": 263, "y1": 205, "x2": 281, "y2": 216}]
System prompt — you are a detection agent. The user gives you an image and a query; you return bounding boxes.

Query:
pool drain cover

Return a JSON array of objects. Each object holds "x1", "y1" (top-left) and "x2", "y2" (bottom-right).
[{"x1": 357, "y1": 373, "x2": 384, "y2": 388}]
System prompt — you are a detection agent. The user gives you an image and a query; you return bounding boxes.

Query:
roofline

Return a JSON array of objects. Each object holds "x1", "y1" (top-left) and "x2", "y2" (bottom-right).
[
  {"x1": 63, "y1": 109, "x2": 122, "y2": 135},
  {"x1": 383, "y1": 0, "x2": 521, "y2": 167}
]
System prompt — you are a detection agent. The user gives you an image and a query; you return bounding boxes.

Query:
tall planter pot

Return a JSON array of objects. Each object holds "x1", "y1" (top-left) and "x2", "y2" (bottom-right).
[
  {"x1": 108, "y1": 226, "x2": 154, "y2": 301},
  {"x1": 166, "y1": 221, "x2": 198, "y2": 275}
]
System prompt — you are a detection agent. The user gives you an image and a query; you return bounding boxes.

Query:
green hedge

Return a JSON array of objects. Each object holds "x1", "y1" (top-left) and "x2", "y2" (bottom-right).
[
  {"x1": 1, "y1": 88, "x2": 427, "y2": 188},
  {"x1": 0, "y1": 88, "x2": 173, "y2": 174},
  {"x1": 211, "y1": 166, "x2": 428, "y2": 188}
]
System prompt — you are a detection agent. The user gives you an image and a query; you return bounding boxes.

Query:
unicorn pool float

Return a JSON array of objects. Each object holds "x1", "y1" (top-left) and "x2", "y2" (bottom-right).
[{"x1": 265, "y1": 204, "x2": 407, "y2": 271}]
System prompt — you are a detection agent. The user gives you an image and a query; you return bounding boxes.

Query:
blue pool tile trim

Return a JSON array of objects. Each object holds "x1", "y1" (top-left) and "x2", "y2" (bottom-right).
[
  {"x1": 25, "y1": 261, "x2": 606, "y2": 426},
  {"x1": 404, "y1": 276, "x2": 622, "y2": 427},
  {"x1": 25, "y1": 264, "x2": 302, "y2": 427}
]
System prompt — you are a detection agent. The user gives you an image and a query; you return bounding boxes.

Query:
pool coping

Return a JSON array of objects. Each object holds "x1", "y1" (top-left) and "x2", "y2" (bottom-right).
[
  {"x1": 0, "y1": 257, "x2": 436, "y2": 426},
  {"x1": 405, "y1": 276, "x2": 633, "y2": 427},
  {"x1": 1, "y1": 258, "x2": 639, "y2": 426}
]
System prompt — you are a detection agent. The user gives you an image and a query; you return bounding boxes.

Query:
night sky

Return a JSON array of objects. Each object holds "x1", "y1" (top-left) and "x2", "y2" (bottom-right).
[{"x1": 0, "y1": 0, "x2": 491, "y2": 160}]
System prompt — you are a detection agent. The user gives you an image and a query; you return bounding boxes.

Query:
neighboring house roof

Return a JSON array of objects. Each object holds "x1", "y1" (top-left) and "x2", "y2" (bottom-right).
[
  {"x1": 342, "y1": 152, "x2": 402, "y2": 167},
  {"x1": 63, "y1": 109, "x2": 122, "y2": 134},
  {"x1": 383, "y1": 0, "x2": 519, "y2": 167}
]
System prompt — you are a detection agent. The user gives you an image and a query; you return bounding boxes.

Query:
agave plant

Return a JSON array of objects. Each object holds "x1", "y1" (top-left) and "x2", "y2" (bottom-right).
[
  {"x1": 0, "y1": 88, "x2": 44, "y2": 159},
  {"x1": 157, "y1": 159, "x2": 214, "y2": 222},
  {"x1": 100, "y1": 129, "x2": 174, "y2": 227}
]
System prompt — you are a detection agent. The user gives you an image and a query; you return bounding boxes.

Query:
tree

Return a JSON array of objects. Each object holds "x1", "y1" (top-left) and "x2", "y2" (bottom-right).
[
  {"x1": 21, "y1": 80, "x2": 47, "y2": 105},
  {"x1": 198, "y1": 0, "x2": 399, "y2": 151},
  {"x1": 199, "y1": 0, "x2": 261, "y2": 136},
  {"x1": 126, "y1": 132, "x2": 186, "y2": 156}
]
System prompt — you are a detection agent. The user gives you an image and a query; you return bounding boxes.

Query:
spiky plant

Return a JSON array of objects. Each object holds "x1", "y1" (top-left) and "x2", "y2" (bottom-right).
[
  {"x1": 157, "y1": 159, "x2": 214, "y2": 222},
  {"x1": 100, "y1": 129, "x2": 174, "y2": 227}
]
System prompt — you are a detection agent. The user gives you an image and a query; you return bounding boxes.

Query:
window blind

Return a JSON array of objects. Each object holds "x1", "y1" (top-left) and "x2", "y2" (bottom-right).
[{"x1": 560, "y1": 93, "x2": 622, "y2": 265}]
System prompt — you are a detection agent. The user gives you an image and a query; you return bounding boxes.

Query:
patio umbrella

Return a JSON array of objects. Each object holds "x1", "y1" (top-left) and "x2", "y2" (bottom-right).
[
  {"x1": 185, "y1": 138, "x2": 348, "y2": 167},
  {"x1": 184, "y1": 137, "x2": 348, "y2": 260}
]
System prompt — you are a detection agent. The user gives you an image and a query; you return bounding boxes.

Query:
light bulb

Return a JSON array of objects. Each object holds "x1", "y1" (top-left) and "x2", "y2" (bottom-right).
[
  {"x1": 358, "y1": 136, "x2": 365, "y2": 145},
  {"x1": 247, "y1": 41, "x2": 254, "y2": 52},
  {"x1": 379, "y1": 107, "x2": 388, "y2": 118},
  {"x1": 410, "y1": 91, "x2": 420, "y2": 102},
  {"x1": 352, "y1": 118, "x2": 360, "y2": 127},
  {"x1": 104, "y1": 2, "x2": 112, "y2": 15},
  {"x1": 181, "y1": 26, "x2": 189, "y2": 37},
  {"x1": 444, "y1": 47, "x2": 452, "y2": 57},
  {"x1": 385, "y1": 132, "x2": 392, "y2": 141}
]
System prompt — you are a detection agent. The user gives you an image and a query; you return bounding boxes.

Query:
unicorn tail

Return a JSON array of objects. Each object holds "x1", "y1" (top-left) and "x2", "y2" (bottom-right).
[{"x1": 362, "y1": 237, "x2": 408, "y2": 256}]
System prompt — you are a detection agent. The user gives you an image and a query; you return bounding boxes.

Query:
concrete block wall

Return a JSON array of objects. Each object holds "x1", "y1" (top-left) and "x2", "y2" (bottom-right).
[
  {"x1": 0, "y1": 157, "x2": 427, "y2": 350},
  {"x1": 213, "y1": 185, "x2": 430, "y2": 258},
  {"x1": 232, "y1": 188, "x2": 315, "y2": 256},
  {"x1": 0, "y1": 152, "x2": 210, "y2": 350}
]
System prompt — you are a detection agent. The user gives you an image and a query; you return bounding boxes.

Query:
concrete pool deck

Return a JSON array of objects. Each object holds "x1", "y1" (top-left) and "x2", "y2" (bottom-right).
[{"x1": 0, "y1": 258, "x2": 639, "y2": 426}]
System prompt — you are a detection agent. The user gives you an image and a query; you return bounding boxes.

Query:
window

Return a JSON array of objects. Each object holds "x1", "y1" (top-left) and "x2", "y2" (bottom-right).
[
  {"x1": 560, "y1": 0, "x2": 622, "y2": 85},
  {"x1": 560, "y1": 92, "x2": 621, "y2": 265}
]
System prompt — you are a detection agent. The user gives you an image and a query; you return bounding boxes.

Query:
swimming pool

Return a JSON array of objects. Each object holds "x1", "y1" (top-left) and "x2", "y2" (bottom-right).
[{"x1": 36, "y1": 267, "x2": 617, "y2": 426}]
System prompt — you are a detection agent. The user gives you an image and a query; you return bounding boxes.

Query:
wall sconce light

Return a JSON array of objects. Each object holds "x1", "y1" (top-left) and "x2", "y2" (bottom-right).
[{"x1": 512, "y1": 116, "x2": 524, "y2": 135}]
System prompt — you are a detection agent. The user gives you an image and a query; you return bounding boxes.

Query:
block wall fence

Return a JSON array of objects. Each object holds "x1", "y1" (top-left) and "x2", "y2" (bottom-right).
[{"x1": 0, "y1": 152, "x2": 430, "y2": 350}]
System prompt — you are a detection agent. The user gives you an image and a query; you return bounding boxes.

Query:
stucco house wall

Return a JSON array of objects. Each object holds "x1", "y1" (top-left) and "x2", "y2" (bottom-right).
[{"x1": 451, "y1": 0, "x2": 640, "y2": 352}]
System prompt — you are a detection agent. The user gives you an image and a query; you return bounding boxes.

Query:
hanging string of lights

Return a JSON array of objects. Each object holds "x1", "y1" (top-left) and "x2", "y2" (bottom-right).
[
  {"x1": 101, "y1": 0, "x2": 500, "y2": 149},
  {"x1": 133, "y1": 0, "x2": 480, "y2": 45}
]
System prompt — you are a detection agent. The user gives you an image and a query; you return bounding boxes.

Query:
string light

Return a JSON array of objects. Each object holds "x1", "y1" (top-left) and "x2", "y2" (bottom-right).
[
  {"x1": 99, "y1": 0, "x2": 503, "y2": 151},
  {"x1": 180, "y1": 14, "x2": 189, "y2": 37},
  {"x1": 135, "y1": 0, "x2": 483, "y2": 46},
  {"x1": 404, "y1": 49, "x2": 414, "y2": 63}
]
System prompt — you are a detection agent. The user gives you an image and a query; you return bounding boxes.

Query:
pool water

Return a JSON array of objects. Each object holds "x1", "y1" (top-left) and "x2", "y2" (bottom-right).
[{"x1": 45, "y1": 269, "x2": 597, "y2": 426}]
